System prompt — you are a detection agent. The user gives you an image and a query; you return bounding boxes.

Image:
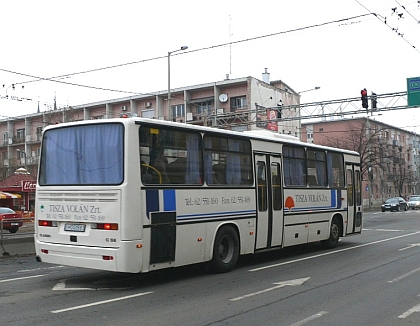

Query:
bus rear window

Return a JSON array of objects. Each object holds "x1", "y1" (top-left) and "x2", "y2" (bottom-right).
[{"x1": 39, "y1": 123, "x2": 124, "y2": 185}]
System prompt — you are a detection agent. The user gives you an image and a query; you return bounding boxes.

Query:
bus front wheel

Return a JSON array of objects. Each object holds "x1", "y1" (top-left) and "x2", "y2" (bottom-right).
[
  {"x1": 321, "y1": 218, "x2": 340, "y2": 249},
  {"x1": 210, "y1": 225, "x2": 239, "y2": 273}
]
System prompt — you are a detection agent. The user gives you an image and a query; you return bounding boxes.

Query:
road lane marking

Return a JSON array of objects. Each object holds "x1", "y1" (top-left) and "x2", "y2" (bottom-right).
[
  {"x1": 0, "y1": 274, "x2": 45, "y2": 283},
  {"x1": 375, "y1": 229, "x2": 404, "y2": 232},
  {"x1": 53, "y1": 279, "x2": 96, "y2": 291},
  {"x1": 230, "y1": 277, "x2": 310, "y2": 301},
  {"x1": 399, "y1": 243, "x2": 420, "y2": 251},
  {"x1": 249, "y1": 231, "x2": 420, "y2": 272},
  {"x1": 52, "y1": 278, "x2": 130, "y2": 291},
  {"x1": 18, "y1": 265, "x2": 64, "y2": 273},
  {"x1": 399, "y1": 303, "x2": 420, "y2": 318},
  {"x1": 388, "y1": 267, "x2": 420, "y2": 283},
  {"x1": 289, "y1": 311, "x2": 328, "y2": 326},
  {"x1": 51, "y1": 292, "x2": 153, "y2": 314},
  {"x1": 362, "y1": 228, "x2": 403, "y2": 232}
]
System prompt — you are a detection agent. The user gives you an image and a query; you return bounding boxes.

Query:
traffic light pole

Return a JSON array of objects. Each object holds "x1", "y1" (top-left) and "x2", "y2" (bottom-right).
[{"x1": 366, "y1": 113, "x2": 372, "y2": 209}]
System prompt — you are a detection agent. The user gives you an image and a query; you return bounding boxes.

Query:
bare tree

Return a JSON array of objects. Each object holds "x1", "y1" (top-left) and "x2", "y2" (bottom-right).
[
  {"x1": 319, "y1": 119, "x2": 413, "y2": 198},
  {"x1": 319, "y1": 119, "x2": 381, "y2": 181}
]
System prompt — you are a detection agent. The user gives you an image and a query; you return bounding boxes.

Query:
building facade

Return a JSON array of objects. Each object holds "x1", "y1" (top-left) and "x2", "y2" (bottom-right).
[
  {"x1": 0, "y1": 72, "x2": 301, "y2": 206},
  {"x1": 302, "y1": 117, "x2": 420, "y2": 207}
]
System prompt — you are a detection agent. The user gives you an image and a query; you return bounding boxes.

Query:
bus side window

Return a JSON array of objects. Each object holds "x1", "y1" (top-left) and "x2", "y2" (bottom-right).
[
  {"x1": 141, "y1": 161, "x2": 153, "y2": 184},
  {"x1": 167, "y1": 157, "x2": 186, "y2": 184},
  {"x1": 212, "y1": 164, "x2": 226, "y2": 184},
  {"x1": 307, "y1": 175, "x2": 317, "y2": 186}
]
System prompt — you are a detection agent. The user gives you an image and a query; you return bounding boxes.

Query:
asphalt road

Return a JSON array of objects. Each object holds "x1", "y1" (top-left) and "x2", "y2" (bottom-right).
[{"x1": 1, "y1": 210, "x2": 420, "y2": 326}]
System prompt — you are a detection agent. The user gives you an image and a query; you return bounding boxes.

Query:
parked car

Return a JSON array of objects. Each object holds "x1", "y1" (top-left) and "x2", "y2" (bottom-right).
[
  {"x1": 408, "y1": 196, "x2": 420, "y2": 210},
  {"x1": 381, "y1": 197, "x2": 409, "y2": 212},
  {"x1": 0, "y1": 207, "x2": 23, "y2": 233}
]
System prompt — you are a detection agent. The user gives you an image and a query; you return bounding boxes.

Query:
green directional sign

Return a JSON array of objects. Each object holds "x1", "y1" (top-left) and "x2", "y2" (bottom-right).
[{"x1": 407, "y1": 77, "x2": 420, "y2": 107}]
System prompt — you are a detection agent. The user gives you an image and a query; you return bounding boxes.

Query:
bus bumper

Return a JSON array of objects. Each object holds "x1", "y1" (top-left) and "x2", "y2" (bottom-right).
[{"x1": 35, "y1": 240, "x2": 143, "y2": 273}]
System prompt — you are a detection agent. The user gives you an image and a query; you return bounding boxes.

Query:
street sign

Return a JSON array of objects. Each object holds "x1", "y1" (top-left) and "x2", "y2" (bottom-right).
[{"x1": 407, "y1": 77, "x2": 420, "y2": 107}]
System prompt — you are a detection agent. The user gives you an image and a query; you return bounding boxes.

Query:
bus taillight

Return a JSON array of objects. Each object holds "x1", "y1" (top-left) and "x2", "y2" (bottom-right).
[
  {"x1": 102, "y1": 256, "x2": 114, "y2": 260},
  {"x1": 38, "y1": 220, "x2": 58, "y2": 227},
  {"x1": 92, "y1": 223, "x2": 118, "y2": 230}
]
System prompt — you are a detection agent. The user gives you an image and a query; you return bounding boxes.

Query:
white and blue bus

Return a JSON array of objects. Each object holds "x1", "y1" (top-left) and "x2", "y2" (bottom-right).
[{"x1": 35, "y1": 118, "x2": 362, "y2": 273}]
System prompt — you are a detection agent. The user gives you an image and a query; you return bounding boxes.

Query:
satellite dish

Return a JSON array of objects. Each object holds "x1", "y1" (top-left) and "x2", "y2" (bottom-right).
[{"x1": 219, "y1": 94, "x2": 228, "y2": 103}]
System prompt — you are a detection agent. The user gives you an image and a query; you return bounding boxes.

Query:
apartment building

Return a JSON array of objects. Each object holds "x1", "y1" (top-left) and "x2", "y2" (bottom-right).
[
  {"x1": 0, "y1": 72, "x2": 301, "y2": 183},
  {"x1": 302, "y1": 117, "x2": 420, "y2": 207}
]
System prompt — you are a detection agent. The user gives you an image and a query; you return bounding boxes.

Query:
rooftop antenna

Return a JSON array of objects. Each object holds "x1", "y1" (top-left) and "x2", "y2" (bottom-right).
[{"x1": 229, "y1": 15, "x2": 232, "y2": 76}]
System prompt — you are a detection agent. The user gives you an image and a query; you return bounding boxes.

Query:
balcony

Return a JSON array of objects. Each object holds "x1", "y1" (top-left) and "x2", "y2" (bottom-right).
[
  {"x1": 378, "y1": 138, "x2": 387, "y2": 145},
  {"x1": 0, "y1": 156, "x2": 39, "y2": 168},
  {"x1": 12, "y1": 137, "x2": 25, "y2": 144}
]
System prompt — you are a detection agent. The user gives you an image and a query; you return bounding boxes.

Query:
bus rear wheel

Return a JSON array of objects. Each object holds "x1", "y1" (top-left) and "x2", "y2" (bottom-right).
[
  {"x1": 321, "y1": 218, "x2": 340, "y2": 249},
  {"x1": 210, "y1": 225, "x2": 239, "y2": 273}
]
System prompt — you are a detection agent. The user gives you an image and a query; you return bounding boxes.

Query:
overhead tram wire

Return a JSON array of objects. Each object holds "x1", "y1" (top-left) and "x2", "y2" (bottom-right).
[
  {"x1": 0, "y1": 67, "x2": 141, "y2": 96},
  {"x1": 394, "y1": 0, "x2": 420, "y2": 24},
  {"x1": 0, "y1": 11, "x2": 398, "y2": 119},
  {"x1": 1, "y1": 12, "x2": 374, "y2": 94},
  {"x1": 354, "y1": 0, "x2": 420, "y2": 53}
]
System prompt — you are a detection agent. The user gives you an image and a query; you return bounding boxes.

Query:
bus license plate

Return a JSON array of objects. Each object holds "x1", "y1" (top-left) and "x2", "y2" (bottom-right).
[{"x1": 64, "y1": 224, "x2": 86, "y2": 232}]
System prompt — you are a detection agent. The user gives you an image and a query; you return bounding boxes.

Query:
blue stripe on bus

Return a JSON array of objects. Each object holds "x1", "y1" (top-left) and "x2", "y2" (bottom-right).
[
  {"x1": 163, "y1": 189, "x2": 176, "y2": 211},
  {"x1": 331, "y1": 189, "x2": 336, "y2": 208},
  {"x1": 146, "y1": 189, "x2": 159, "y2": 219},
  {"x1": 337, "y1": 189, "x2": 342, "y2": 209}
]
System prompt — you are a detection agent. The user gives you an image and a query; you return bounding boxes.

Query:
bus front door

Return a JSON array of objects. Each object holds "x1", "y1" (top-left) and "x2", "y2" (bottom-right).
[
  {"x1": 255, "y1": 154, "x2": 284, "y2": 250},
  {"x1": 345, "y1": 164, "x2": 362, "y2": 234}
]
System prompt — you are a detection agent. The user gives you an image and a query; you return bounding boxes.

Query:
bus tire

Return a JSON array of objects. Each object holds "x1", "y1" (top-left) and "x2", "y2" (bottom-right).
[
  {"x1": 321, "y1": 218, "x2": 340, "y2": 249},
  {"x1": 209, "y1": 225, "x2": 239, "y2": 273}
]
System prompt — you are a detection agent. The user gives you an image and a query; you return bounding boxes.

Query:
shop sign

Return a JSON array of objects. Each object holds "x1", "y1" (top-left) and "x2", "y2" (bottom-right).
[{"x1": 22, "y1": 180, "x2": 36, "y2": 192}]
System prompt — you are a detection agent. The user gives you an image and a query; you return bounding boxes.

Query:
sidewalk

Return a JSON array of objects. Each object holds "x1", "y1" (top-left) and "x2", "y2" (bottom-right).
[
  {"x1": 1, "y1": 236, "x2": 35, "y2": 258},
  {"x1": 1, "y1": 221, "x2": 35, "y2": 258}
]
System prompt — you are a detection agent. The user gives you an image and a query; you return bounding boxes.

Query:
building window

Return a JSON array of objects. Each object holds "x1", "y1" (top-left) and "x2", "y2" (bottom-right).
[
  {"x1": 172, "y1": 104, "x2": 185, "y2": 118},
  {"x1": 16, "y1": 129, "x2": 25, "y2": 142},
  {"x1": 230, "y1": 96, "x2": 247, "y2": 112},
  {"x1": 196, "y1": 100, "x2": 212, "y2": 115},
  {"x1": 319, "y1": 128, "x2": 324, "y2": 132},
  {"x1": 17, "y1": 150, "x2": 25, "y2": 160},
  {"x1": 141, "y1": 109, "x2": 154, "y2": 119},
  {"x1": 2, "y1": 132, "x2": 8, "y2": 145},
  {"x1": 36, "y1": 127, "x2": 43, "y2": 141}
]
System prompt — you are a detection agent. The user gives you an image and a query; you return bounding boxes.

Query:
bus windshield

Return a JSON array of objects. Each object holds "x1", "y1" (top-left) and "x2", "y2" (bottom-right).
[{"x1": 39, "y1": 123, "x2": 124, "y2": 185}]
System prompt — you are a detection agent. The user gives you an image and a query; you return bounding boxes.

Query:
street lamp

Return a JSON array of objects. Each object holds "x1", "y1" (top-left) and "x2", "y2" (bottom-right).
[
  {"x1": 168, "y1": 46, "x2": 188, "y2": 121},
  {"x1": 298, "y1": 86, "x2": 320, "y2": 95}
]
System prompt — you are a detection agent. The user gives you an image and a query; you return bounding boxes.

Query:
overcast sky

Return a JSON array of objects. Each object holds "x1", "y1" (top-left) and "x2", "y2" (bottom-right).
[{"x1": 1, "y1": 0, "x2": 419, "y2": 130}]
